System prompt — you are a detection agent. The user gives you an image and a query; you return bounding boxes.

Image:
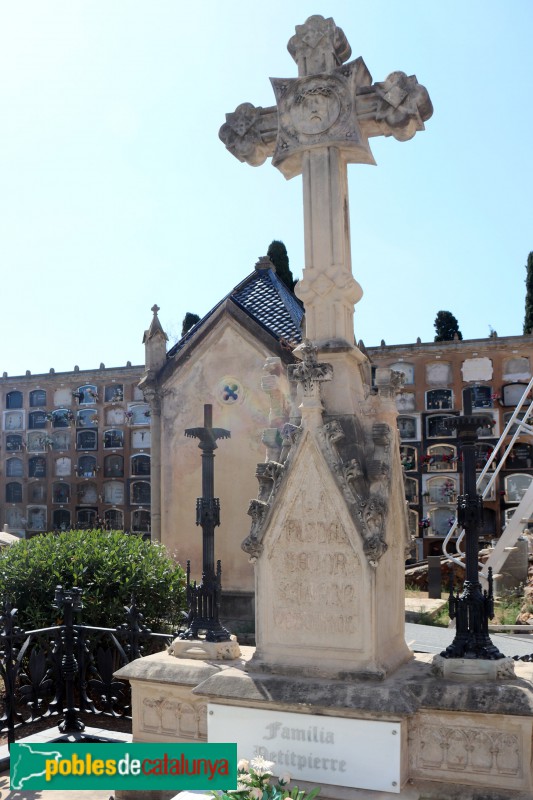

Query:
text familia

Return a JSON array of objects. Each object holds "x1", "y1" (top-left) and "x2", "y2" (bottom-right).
[{"x1": 253, "y1": 722, "x2": 346, "y2": 773}]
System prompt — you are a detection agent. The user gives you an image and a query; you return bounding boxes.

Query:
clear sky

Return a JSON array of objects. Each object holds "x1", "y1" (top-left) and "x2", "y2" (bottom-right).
[{"x1": 1, "y1": 1, "x2": 532, "y2": 376}]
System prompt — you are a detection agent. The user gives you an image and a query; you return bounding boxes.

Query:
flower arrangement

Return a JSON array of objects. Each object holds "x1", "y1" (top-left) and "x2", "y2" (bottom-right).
[{"x1": 216, "y1": 756, "x2": 320, "y2": 800}]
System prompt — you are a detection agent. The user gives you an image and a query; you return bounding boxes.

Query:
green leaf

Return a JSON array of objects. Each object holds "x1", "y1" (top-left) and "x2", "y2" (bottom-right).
[{"x1": 0, "y1": 529, "x2": 186, "y2": 631}]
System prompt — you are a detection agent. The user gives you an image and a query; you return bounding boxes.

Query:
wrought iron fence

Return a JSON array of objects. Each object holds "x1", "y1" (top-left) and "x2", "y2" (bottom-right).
[{"x1": 0, "y1": 586, "x2": 174, "y2": 745}]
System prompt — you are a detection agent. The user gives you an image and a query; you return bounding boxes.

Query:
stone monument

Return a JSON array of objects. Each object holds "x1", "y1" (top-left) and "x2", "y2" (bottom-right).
[
  {"x1": 116, "y1": 17, "x2": 533, "y2": 800},
  {"x1": 220, "y1": 12, "x2": 432, "y2": 679}
]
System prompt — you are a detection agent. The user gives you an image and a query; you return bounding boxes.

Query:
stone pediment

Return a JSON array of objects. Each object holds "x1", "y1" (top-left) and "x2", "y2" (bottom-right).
[{"x1": 250, "y1": 430, "x2": 368, "y2": 665}]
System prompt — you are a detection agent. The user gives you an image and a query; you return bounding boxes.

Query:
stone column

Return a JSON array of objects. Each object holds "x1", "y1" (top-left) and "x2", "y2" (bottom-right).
[
  {"x1": 143, "y1": 387, "x2": 161, "y2": 543},
  {"x1": 297, "y1": 146, "x2": 363, "y2": 347}
]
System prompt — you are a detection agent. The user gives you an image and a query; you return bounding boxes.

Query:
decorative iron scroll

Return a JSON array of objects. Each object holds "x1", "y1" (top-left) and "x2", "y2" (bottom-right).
[{"x1": 0, "y1": 587, "x2": 172, "y2": 745}]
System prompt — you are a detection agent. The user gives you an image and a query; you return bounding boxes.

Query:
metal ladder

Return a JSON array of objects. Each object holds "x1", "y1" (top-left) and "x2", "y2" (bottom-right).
[{"x1": 442, "y1": 376, "x2": 533, "y2": 588}]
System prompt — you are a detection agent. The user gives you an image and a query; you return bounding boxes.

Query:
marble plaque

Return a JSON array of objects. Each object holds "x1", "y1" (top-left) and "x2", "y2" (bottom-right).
[
  {"x1": 426, "y1": 362, "x2": 452, "y2": 385},
  {"x1": 209, "y1": 704, "x2": 402, "y2": 793},
  {"x1": 503, "y1": 357, "x2": 530, "y2": 382},
  {"x1": 461, "y1": 357, "x2": 493, "y2": 382}
]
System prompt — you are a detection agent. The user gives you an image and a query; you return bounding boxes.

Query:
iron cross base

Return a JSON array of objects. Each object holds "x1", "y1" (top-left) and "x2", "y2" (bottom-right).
[
  {"x1": 178, "y1": 561, "x2": 232, "y2": 643},
  {"x1": 178, "y1": 618, "x2": 232, "y2": 643},
  {"x1": 440, "y1": 576, "x2": 505, "y2": 660}
]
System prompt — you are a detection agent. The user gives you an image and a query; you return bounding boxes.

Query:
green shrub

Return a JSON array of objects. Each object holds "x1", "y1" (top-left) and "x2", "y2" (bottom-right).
[{"x1": 0, "y1": 530, "x2": 186, "y2": 631}]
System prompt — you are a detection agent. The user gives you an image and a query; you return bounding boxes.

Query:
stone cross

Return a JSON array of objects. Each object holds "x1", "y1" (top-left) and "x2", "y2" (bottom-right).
[{"x1": 220, "y1": 14, "x2": 432, "y2": 348}]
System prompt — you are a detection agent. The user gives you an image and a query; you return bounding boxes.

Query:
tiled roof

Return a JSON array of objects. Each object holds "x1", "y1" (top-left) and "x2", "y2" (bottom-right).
[
  {"x1": 232, "y1": 269, "x2": 303, "y2": 343},
  {"x1": 167, "y1": 268, "x2": 303, "y2": 359}
]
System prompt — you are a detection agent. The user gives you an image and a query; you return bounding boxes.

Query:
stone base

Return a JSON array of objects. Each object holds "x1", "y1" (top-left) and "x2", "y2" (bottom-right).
[
  {"x1": 432, "y1": 654, "x2": 516, "y2": 682},
  {"x1": 168, "y1": 634, "x2": 241, "y2": 660},
  {"x1": 114, "y1": 650, "x2": 533, "y2": 800}
]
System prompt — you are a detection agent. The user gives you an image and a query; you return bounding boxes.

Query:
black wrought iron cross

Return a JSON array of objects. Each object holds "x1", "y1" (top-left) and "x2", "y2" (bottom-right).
[{"x1": 180, "y1": 404, "x2": 231, "y2": 641}]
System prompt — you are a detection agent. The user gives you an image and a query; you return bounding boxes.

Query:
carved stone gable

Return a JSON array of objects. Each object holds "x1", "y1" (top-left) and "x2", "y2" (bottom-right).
[
  {"x1": 261, "y1": 433, "x2": 365, "y2": 655},
  {"x1": 317, "y1": 415, "x2": 394, "y2": 566}
]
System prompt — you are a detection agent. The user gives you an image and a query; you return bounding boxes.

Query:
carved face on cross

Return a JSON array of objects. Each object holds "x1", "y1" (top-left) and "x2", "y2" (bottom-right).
[
  {"x1": 220, "y1": 14, "x2": 432, "y2": 348},
  {"x1": 220, "y1": 15, "x2": 432, "y2": 176},
  {"x1": 292, "y1": 85, "x2": 339, "y2": 134}
]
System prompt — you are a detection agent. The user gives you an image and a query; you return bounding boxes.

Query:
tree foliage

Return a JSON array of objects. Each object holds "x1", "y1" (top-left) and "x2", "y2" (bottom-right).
[
  {"x1": 523, "y1": 252, "x2": 533, "y2": 334},
  {"x1": 434, "y1": 310, "x2": 463, "y2": 342},
  {"x1": 267, "y1": 240, "x2": 296, "y2": 291},
  {"x1": 0, "y1": 530, "x2": 186, "y2": 630},
  {"x1": 181, "y1": 312, "x2": 200, "y2": 337}
]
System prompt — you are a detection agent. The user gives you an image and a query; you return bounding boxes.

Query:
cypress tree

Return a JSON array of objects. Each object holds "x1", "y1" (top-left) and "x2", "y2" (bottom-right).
[
  {"x1": 434, "y1": 310, "x2": 463, "y2": 342},
  {"x1": 523, "y1": 252, "x2": 533, "y2": 334},
  {"x1": 181, "y1": 312, "x2": 200, "y2": 337},
  {"x1": 267, "y1": 240, "x2": 296, "y2": 291}
]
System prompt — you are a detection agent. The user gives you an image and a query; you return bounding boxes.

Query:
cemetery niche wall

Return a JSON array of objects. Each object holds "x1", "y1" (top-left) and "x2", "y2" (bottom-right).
[{"x1": 0, "y1": 363, "x2": 150, "y2": 537}]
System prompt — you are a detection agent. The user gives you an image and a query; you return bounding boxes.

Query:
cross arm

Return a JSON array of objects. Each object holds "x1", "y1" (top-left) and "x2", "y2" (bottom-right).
[
  {"x1": 184, "y1": 427, "x2": 207, "y2": 440},
  {"x1": 184, "y1": 427, "x2": 231, "y2": 449},
  {"x1": 219, "y1": 103, "x2": 277, "y2": 166},
  {"x1": 220, "y1": 69, "x2": 432, "y2": 168},
  {"x1": 212, "y1": 428, "x2": 231, "y2": 441},
  {"x1": 356, "y1": 71, "x2": 433, "y2": 142}
]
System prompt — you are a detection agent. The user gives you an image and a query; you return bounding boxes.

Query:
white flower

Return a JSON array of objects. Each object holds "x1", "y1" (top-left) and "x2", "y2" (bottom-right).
[
  {"x1": 238, "y1": 759, "x2": 250, "y2": 772},
  {"x1": 249, "y1": 788, "x2": 263, "y2": 800},
  {"x1": 230, "y1": 782, "x2": 251, "y2": 792},
  {"x1": 278, "y1": 772, "x2": 291, "y2": 785},
  {"x1": 250, "y1": 756, "x2": 275, "y2": 776}
]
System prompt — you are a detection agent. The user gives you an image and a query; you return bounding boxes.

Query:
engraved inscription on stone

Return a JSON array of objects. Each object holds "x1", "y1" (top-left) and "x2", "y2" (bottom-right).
[{"x1": 267, "y1": 455, "x2": 362, "y2": 647}]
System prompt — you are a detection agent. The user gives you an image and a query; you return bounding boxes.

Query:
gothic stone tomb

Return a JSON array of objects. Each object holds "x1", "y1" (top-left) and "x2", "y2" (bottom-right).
[
  {"x1": 245, "y1": 341, "x2": 412, "y2": 679},
  {"x1": 115, "y1": 16, "x2": 533, "y2": 800}
]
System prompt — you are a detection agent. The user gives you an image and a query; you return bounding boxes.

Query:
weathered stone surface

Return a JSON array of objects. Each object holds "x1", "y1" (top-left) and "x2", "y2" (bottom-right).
[
  {"x1": 157, "y1": 317, "x2": 276, "y2": 602},
  {"x1": 194, "y1": 668, "x2": 419, "y2": 715},
  {"x1": 409, "y1": 710, "x2": 532, "y2": 794},
  {"x1": 405, "y1": 670, "x2": 533, "y2": 716},
  {"x1": 249, "y1": 424, "x2": 411, "y2": 678},
  {"x1": 168, "y1": 636, "x2": 241, "y2": 661},
  {"x1": 114, "y1": 650, "x2": 223, "y2": 686},
  {"x1": 432, "y1": 654, "x2": 516, "y2": 682},
  {"x1": 413, "y1": 783, "x2": 533, "y2": 800},
  {"x1": 246, "y1": 344, "x2": 410, "y2": 678}
]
